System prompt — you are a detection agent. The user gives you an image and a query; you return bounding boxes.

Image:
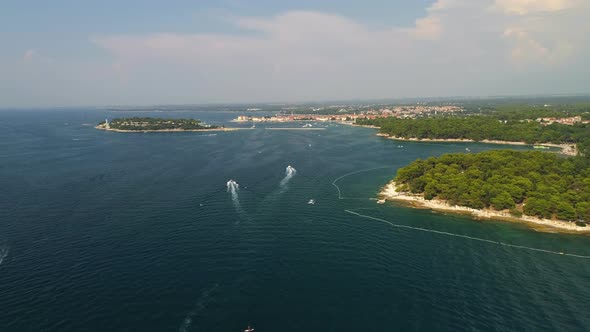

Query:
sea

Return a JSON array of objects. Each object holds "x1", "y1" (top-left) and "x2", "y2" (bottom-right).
[{"x1": 1, "y1": 109, "x2": 589, "y2": 331}]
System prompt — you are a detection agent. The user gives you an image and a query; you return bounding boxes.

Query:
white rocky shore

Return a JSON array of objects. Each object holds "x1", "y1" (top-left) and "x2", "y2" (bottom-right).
[
  {"x1": 379, "y1": 182, "x2": 590, "y2": 234},
  {"x1": 374, "y1": 133, "x2": 578, "y2": 156}
]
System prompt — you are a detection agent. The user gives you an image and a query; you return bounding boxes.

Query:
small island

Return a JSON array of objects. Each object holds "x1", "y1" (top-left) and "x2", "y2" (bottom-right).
[
  {"x1": 379, "y1": 150, "x2": 590, "y2": 233},
  {"x1": 96, "y1": 117, "x2": 237, "y2": 132}
]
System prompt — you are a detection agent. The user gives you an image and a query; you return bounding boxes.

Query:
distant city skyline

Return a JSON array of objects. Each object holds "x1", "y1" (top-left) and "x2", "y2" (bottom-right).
[{"x1": 1, "y1": 0, "x2": 589, "y2": 107}]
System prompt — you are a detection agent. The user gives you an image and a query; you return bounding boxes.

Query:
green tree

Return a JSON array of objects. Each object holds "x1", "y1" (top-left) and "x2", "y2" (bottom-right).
[
  {"x1": 490, "y1": 191, "x2": 515, "y2": 210},
  {"x1": 556, "y1": 202, "x2": 576, "y2": 221},
  {"x1": 524, "y1": 197, "x2": 552, "y2": 219},
  {"x1": 576, "y1": 202, "x2": 590, "y2": 222}
]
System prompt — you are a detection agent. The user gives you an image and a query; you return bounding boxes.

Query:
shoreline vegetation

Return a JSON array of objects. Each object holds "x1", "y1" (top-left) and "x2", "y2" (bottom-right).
[
  {"x1": 95, "y1": 117, "x2": 245, "y2": 133},
  {"x1": 374, "y1": 132, "x2": 578, "y2": 156},
  {"x1": 379, "y1": 182, "x2": 590, "y2": 233},
  {"x1": 355, "y1": 116, "x2": 590, "y2": 157},
  {"x1": 95, "y1": 125, "x2": 241, "y2": 133},
  {"x1": 379, "y1": 150, "x2": 590, "y2": 234},
  {"x1": 352, "y1": 114, "x2": 590, "y2": 234}
]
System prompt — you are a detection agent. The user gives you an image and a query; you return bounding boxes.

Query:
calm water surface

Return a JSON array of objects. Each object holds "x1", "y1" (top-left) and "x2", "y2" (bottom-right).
[{"x1": 1, "y1": 109, "x2": 589, "y2": 331}]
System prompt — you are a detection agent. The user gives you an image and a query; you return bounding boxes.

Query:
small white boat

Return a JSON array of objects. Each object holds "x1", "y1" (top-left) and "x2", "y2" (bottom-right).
[
  {"x1": 308, "y1": 199, "x2": 315, "y2": 205},
  {"x1": 244, "y1": 326, "x2": 254, "y2": 332},
  {"x1": 377, "y1": 199, "x2": 386, "y2": 204}
]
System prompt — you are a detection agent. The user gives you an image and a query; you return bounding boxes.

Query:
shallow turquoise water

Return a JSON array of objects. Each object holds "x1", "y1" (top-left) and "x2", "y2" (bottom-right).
[{"x1": 1, "y1": 109, "x2": 589, "y2": 331}]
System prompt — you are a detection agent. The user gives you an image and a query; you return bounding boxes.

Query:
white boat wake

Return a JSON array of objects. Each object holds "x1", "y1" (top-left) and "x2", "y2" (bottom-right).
[
  {"x1": 178, "y1": 283, "x2": 219, "y2": 332},
  {"x1": 280, "y1": 165, "x2": 297, "y2": 187},
  {"x1": 227, "y1": 179, "x2": 242, "y2": 211},
  {"x1": 0, "y1": 245, "x2": 9, "y2": 266}
]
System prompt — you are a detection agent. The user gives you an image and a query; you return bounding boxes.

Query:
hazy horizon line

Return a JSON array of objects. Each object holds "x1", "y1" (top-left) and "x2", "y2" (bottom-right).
[{"x1": 2, "y1": 93, "x2": 590, "y2": 110}]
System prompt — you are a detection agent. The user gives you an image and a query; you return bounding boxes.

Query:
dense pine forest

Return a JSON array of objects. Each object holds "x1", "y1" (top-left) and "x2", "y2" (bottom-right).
[
  {"x1": 356, "y1": 117, "x2": 590, "y2": 157},
  {"x1": 394, "y1": 151, "x2": 590, "y2": 223},
  {"x1": 362, "y1": 106, "x2": 590, "y2": 224}
]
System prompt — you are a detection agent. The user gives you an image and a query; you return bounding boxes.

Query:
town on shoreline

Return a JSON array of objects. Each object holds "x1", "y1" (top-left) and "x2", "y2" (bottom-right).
[{"x1": 232, "y1": 105, "x2": 463, "y2": 123}]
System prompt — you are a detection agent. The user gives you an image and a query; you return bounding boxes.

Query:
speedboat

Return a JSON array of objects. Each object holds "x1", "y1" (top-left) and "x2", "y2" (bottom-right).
[
  {"x1": 244, "y1": 326, "x2": 254, "y2": 332},
  {"x1": 308, "y1": 199, "x2": 315, "y2": 205}
]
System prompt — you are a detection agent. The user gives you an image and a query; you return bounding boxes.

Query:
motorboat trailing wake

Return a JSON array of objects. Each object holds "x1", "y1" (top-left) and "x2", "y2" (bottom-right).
[
  {"x1": 227, "y1": 179, "x2": 242, "y2": 212},
  {"x1": 280, "y1": 165, "x2": 297, "y2": 187}
]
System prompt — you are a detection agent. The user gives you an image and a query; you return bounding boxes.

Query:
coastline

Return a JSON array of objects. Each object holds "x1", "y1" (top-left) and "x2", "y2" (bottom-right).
[
  {"x1": 379, "y1": 182, "x2": 590, "y2": 234},
  {"x1": 265, "y1": 127, "x2": 326, "y2": 130},
  {"x1": 343, "y1": 123, "x2": 380, "y2": 128},
  {"x1": 371, "y1": 132, "x2": 578, "y2": 156},
  {"x1": 95, "y1": 125, "x2": 246, "y2": 133}
]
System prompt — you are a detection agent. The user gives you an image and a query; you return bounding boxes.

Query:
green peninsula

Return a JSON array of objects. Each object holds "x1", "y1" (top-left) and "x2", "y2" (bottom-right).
[
  {"x1": 96, "y1": 117, "x2": 226, "y2": 132},
  {"x1": 391, "y1": 150, "x2": 590, "y2": 220},
  {"x1": 380, "y1": 150, "x2": 590, "y2": 233},
  {"x1": 365, "y1": 106, "x2": 590, "y2": 232},
  {"x1": 356, "y1": 116, "x2": 590, "y2": 156}
]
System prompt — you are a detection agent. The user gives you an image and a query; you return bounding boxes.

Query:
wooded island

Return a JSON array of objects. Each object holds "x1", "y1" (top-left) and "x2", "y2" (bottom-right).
[{"x1": 96, "y1": 117, "x2": 225, "y2": 132}]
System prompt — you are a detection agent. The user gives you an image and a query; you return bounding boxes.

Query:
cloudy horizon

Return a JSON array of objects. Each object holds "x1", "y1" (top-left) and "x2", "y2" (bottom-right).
[{"x1": 2, "y1": 0, "x2": 589, "y2": 107}]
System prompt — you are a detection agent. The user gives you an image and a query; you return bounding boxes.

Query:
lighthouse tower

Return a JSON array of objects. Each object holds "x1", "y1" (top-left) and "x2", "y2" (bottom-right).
[{"x1": 105, "y1": 118, "x2": 110, "y2": 129}]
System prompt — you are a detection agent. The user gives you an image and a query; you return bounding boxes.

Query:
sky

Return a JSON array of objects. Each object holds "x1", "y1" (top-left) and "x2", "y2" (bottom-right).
[{"x1": 1, "y1": 0, "x2": 589, "y2": 107}]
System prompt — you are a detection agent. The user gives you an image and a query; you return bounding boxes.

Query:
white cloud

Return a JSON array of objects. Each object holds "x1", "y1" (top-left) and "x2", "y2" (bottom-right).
[
  {"x1": 504, "y1": 28, "x2": 550, "y2": 61},
  {"x1": 430, "y1": 0, "x2": 460, "y2": 10},
  {"x1": 88, "y1": 2, "x2": 590, "y2": 102},
  {"x1": 7, "y1": 0, "x2": 589, "y2": 106},
  {"x1": 408, "y1": 16, "x2": 442, "y2": 40},
  {"x1": 502, "y1": 26, "x2": 575, "y2": 65},
  {"x1": 23, "y1": 49, "x2": 35, "y2": 61},
  {"x1": 494, "y1": 0, "x2": 580, "y2": 15}
]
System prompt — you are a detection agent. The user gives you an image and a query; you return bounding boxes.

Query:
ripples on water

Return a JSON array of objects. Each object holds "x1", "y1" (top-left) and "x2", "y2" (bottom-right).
[
  {"x1": 345, "y1": 209, "x2": 590, "y2": 259},
  {"x1": 179, "y1": 284, "x2": 219, "y2": 332},
  {"x1": 1, "y1": 110, "x2": 589, "y2": 331}
]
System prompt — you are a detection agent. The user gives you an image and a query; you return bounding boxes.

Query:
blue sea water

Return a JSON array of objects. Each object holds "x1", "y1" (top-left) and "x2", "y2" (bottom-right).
[{"x1": 1, "y1": 109, "x2": 589, "y2": 331}]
